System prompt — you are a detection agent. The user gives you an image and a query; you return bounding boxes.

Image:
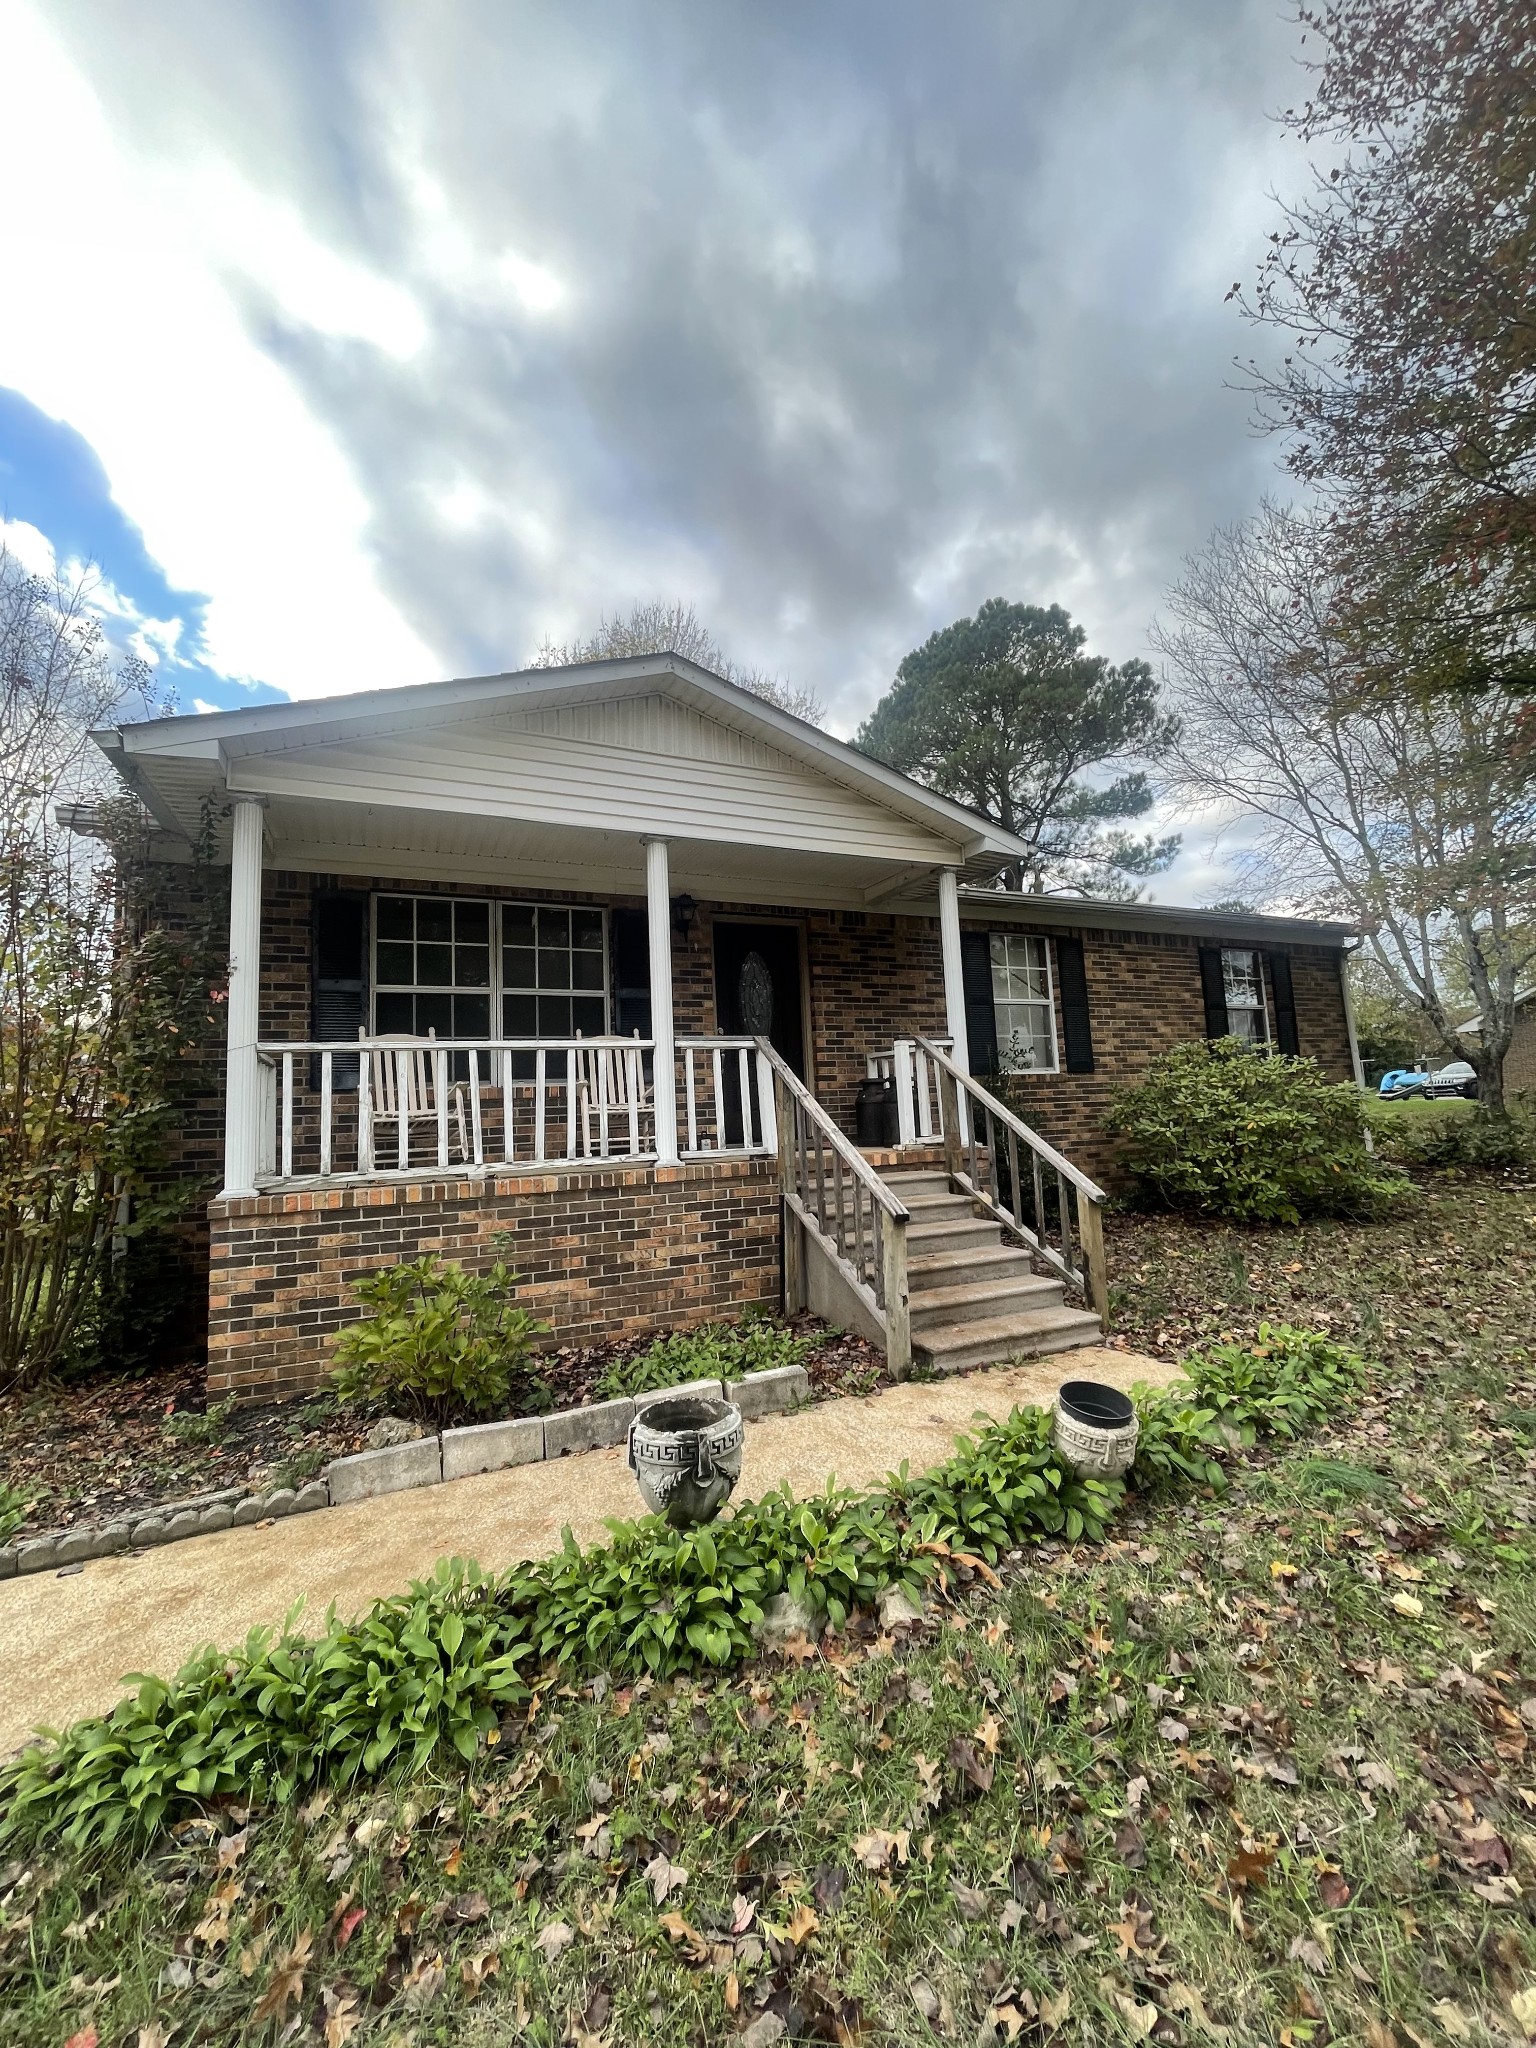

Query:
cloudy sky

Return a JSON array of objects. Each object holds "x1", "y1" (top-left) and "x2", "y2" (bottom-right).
[{"x1": 0, "y1": 0, "x2": 1309, "y2": 897}]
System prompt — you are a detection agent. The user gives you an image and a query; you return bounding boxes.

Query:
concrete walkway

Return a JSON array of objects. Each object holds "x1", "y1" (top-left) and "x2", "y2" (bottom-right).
[{"x1": 0, "y1": 1347, "x2": 1173, "y2": 1754}]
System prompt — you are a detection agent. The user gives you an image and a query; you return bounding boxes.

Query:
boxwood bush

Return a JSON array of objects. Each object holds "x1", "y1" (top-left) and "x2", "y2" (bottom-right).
[{"x1": 1106, "y1": 1037, "x2": 1407, "y2": 1224}]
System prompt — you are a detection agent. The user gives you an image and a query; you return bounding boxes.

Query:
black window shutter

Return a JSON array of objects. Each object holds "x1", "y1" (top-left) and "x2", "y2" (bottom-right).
[
  {"x1": 1198, "y1": 946, "x2": 1229, "y2": 1041},
  {"x1": 1055, "y1": 936, "x2": 1095, "y2": 1073},
  {"x1": 312, "y1": 892, "x2": 368, "y2": 1087},
  {"x1": 1267, "y1": 950, "x2": 1300, "y2": 1055},
  {"x1": 612, "y1": 908, "x2": 652, "y2": 1039},
  {"x1": 959, "y1": 930, "x2": 998, "y2": 1077}
]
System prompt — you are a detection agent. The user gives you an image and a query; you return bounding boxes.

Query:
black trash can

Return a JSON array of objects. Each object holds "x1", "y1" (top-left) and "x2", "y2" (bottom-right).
[{"x1": 855, "y1": 1074, "x2": 899, "y2": 1147}]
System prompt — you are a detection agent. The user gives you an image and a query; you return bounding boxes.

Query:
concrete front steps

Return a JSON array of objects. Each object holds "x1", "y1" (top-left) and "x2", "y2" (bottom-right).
[{"x1": 885, "y1": 1167, "x2": 1102, "y2": 1375}]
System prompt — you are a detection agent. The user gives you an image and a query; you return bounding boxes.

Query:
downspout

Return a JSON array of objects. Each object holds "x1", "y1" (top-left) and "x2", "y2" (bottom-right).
[
  {"x1": 1340, "y1": 938, "x2": 1373, "y2": 1154},
  {"x1": 1340, "y1": 938, "x2": 1367, "y2": 1090}
]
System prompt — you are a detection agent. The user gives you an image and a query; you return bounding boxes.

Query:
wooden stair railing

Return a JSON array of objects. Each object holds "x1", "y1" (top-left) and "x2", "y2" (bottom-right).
[
  {"x1": 753, "y1": 1037, "x2": 913, "y2": 1378},
  {"x1": 914, "y1": 1035, "x2": 1110, "y2": 1332}
]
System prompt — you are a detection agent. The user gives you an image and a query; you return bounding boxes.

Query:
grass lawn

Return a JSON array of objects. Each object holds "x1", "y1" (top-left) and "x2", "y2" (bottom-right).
[
  {"x1": 1364, "y1": 1095, "x2": 1478, "y2": 1128},
  {"x1": 2, "y1": 1182, "x2": 1535, "y2": 2046}
]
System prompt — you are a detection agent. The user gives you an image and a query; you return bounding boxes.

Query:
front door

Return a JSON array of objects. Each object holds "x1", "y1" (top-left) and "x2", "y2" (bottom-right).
[{"x1": 712, "y1": 920, "x2": 806, "y2": 1142}]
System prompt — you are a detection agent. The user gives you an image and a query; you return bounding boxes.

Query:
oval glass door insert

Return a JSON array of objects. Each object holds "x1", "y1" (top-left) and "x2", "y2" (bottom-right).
[{"x1": 738, "y1": 950, "x2": 775, "y2": 1035}]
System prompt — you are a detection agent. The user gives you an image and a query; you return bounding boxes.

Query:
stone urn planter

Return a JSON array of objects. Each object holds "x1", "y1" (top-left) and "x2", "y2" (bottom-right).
[
  {"x1": 1052, "y1": 1379, "x2": 1139, "y2": 1479},
  {"x1": 627, "y1": 1395, "x2": 745, "y2": 1527}
]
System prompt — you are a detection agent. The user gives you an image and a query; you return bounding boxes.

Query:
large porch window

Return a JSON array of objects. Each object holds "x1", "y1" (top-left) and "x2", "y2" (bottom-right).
[
  {"x1": 373, "y1": 895, "x2": 492, "y2": 1037},
  {"x1": 500, "y1": 904, "x2": 608, "y2": 1038},
  {"x1": 990, "y1": 933, "x2": 1058, "y2": 1072},
  {"x1": 371, "y1": 895, "x2": 610, "y2": 1041}
]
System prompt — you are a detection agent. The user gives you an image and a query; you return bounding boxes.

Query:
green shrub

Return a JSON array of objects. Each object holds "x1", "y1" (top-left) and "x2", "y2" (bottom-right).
[
  {"x1": 1129, "y1": 1324, "x2": 1370, "y2": 1488},
  {"x1": 0, "y1": 1325, "x2": 1369, "y2": 1854},
  {"x1": 0, "y1": 1481, "x2": 30, "y2": 1542},
  {"x1": 891, "y1": 1404, "x2": 1121, "y2": 1557},
  {"x1": 1369, "y1": 1096, "x2": 1536, "y2": 1172},
  {"x1": 594, "y1": 1313, "x2": 815, "y2": 1401},
  {"x1": 328, "y1": 1256, "x2": 551, "y2": 1425},
  {"x1": 1129, "y1": 1384, "x2": 1226, "y2": 1492},
  {"x1": 1105, "y1": 1037, "x2": 1407, "y2": 1224},
  {"x1": 0, "y1": 1560, "x2": 531, "y2": 1849}
]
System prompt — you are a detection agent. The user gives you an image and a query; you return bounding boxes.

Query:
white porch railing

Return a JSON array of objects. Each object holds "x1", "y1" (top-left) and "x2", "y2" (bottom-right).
[
  {"x1": 253, "y1": 1033, "x2": 774, "y2": 1182},
  {"x1": 866, "y1": 1038, "x2": 954, "y2": 1145}
]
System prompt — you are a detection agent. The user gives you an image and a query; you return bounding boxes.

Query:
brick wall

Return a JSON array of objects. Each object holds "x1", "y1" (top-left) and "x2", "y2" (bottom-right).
[
  {"x1": 1502, "y1": 1007, "x2": 1536, "y2": 1096},
  {"x1": 208, "y1": 1157, "x2": 781, "y2": 1403},
  {"x1": 986, "y1": 928, "x2": 1355, "y2": 1186},
  {"x1": 162, "y1": 860, "x2": 1354, "y2": 1394}
]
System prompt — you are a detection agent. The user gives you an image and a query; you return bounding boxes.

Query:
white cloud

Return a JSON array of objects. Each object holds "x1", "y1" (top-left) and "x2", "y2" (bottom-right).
[
  {"x1": 3, "y1": 513, "x2": 198, "y2": 675},
  {"x1": 0, "y1": 515, "x2": 57, "y2": 578},
  {"x1": 0, "y1": 0, "x2": 441, "y2": 699}
]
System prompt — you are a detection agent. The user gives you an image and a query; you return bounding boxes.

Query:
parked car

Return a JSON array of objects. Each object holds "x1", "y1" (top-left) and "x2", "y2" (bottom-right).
[
  {"x1": 1378, "y1": 1062, "x2": 1478, "y2": 1101},
  {"x1": 1424, "y1": 1060, "x2": 1478, "y2": 1100}
]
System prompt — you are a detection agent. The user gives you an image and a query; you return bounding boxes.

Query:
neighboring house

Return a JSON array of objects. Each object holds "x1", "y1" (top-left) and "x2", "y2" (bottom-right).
[
  {"x1": 1456, "y1": 986, "x2": 1536, "y2": 1095},
  {"x1": 85, "y1": 655, "x2": 1358, "y2": 1402}
]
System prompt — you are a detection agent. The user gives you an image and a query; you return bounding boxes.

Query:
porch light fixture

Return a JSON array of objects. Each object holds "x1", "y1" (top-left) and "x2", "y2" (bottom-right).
[{"x1": 671, "y1": 893, "x2": 698, "y2": 943}]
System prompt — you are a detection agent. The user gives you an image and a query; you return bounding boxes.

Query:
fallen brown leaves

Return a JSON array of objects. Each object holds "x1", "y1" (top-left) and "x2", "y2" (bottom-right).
[{"x1": 252, "y1": 1927, "x2": 312, "y2": 2024}]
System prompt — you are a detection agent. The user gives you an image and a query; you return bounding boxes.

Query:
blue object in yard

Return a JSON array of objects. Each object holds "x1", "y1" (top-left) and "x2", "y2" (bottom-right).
[{"x1": 1378, "y1": 1068, "x2": 1428, "y2": 1098}]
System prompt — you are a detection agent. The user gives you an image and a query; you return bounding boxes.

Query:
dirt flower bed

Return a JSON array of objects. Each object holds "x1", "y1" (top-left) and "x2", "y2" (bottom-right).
[
  {"x1": 2, "y1": 1182, "x2": 1533, "y2": 2048},
  {"x1": 0, "y1": 1315, "x2": 885, "y2": 1544}
]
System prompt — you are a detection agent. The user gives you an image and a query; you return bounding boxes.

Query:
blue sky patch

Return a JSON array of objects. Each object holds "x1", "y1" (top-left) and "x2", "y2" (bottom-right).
[{"x1": 0, "y1": 387, "x2": 284, "y2": 712}]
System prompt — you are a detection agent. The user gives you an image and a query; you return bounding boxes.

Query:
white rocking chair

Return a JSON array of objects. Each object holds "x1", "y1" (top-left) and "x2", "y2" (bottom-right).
[
  {"x1": 360, "y1": 1030, "x2": 469, "y2": 1171},
  {"x1": 573, "y1": 1036, "x2": 653, "y2": 1158}
]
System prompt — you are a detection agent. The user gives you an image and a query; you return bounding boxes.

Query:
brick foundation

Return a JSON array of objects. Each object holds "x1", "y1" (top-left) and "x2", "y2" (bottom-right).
[{"x1": 207, "y1": 1156, "x2": 781, "y2": 1403}]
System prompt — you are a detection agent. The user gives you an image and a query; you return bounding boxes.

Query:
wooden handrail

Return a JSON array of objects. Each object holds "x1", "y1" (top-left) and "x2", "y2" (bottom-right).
[
  {"x1": 754, "y1": 1037, "x2": 912, "y2": 1377},
  {"x1": 913, "y1": 1033, "x2": 1109, "y2": 1329},
  {"x1": 913, "y1": 1036, "x2": 1107, "y2": 1203},
  {"x1": 752, "y1": 1038, "x2": 910, "y2": 1221}
]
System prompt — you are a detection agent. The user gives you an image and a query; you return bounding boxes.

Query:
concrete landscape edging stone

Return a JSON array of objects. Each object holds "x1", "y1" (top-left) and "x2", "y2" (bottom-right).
[
  {"x1": 0, "y1": 1478, "x2": 332, "y2": 1579},
  {"x1": 441, "y1": 1415, "x2": 545, "y2": 1481},
  {"x1": 0, "y1": 1366, "x2": 816, "y2": 1579}
]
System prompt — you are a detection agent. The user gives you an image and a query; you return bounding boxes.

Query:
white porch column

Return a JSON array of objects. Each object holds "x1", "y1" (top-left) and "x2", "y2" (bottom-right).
[
  {"x1": 937, "y1": 867, "x2": 971, "y2": 1078},
  {"x1": 644, "y1": 837, "x2": 680, "y2": 1165},
  {"x1": 221, "y1": 795, "x2": 266, "y2": 1198}
]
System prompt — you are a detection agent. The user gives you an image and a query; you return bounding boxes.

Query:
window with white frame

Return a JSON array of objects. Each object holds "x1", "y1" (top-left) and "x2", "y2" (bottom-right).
[
  {"x1": 991, "y1": 933, "x2": 1058, "y2": 1072},
  {"x1": 500, "y1": 904, "x2": 608, "y2": 1039},
  {"x1": 1221, "y1": 948, "x2": 1270, "y2": 1044},
  {"x1": 371, "y1": 896, "x2": 609, "y2": 1044},
  {"x1": 373, "y1": 895, "x2": 493, "y2": 1039}
]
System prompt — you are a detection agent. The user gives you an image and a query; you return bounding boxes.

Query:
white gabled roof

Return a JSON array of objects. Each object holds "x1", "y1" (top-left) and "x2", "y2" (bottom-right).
[
  {"x1": 94, "y1": 652, "x2": 1032, "y2": 871},
  {"x1": 1458, "y1": 984, "x2": 1536, "y2": 1035}
]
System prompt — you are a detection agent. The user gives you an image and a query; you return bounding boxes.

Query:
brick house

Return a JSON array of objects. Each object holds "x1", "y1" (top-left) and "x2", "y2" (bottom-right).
[
  {"x1": 88, "y1": 655, "x2": 1360, "y2": 1402},
  {"x1": 1456, "y1": 986, "x2": 1536, "y2": 1097}
]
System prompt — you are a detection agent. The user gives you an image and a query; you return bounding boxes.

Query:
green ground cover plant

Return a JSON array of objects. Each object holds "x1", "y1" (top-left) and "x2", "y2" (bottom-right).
[
  {"x1": 593, "y1": 1314, "x2": 818, "y2": 1401},
  {"x1": 1106, "y1": 1037, "x2": 1407, "y2": 1223},
  {"x1": 3, "y1": 1188, "x2": 1531, "y2": 2047},
  {"x1": 1369, "y1": 1094, "x2": 1536, "y2": 1172},
  {"x1": 328, "y1": 1257, "x2": 551, "y2": 1426},
  {"x1": 0, "y1": 1328, "x2": 1354, "y2": 1860}
]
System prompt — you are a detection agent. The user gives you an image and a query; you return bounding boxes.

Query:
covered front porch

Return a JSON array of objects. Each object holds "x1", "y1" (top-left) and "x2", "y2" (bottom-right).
[{"x1": 98, "y1": 654, "x2": 1109, "y2": 1398}]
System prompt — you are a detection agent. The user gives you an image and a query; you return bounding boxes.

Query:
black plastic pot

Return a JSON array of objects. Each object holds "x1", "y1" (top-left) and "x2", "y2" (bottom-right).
[
  {"x1": 1055, "y1": 1380, "x2": 1135, "y2": 1430},
  {"x1": 855, "y1": 1074, "x2": 898, "y2": 1146}
]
